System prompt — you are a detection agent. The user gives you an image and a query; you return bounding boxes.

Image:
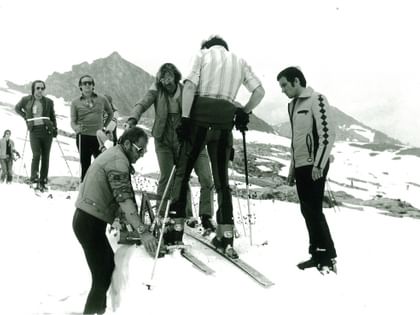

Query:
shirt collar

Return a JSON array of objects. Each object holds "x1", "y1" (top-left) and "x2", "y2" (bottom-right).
[
  {"x1": 80, "y1": 92, "x2": 98, "y2": 100},
  {"x1": 297, "y1": 87, "x2": 314, "y2": 99}
]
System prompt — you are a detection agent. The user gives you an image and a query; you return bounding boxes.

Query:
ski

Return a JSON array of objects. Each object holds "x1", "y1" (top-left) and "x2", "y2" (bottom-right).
[
  {"x1": 184, "y1": 226, "x2": 275, "y2": 287},
  {"x1": 118, "y1": 232, "x2": 214, "y2": 275},
  {"x1": 179, "y1": 249, "x2": 215, "y2": 275}
]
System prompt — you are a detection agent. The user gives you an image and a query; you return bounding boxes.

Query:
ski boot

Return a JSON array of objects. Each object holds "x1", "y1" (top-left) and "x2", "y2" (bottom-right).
[
  {"x1": 317, "y1": 257, "x2": 337, "y2": 275},
  {"x1": 297, "y1": 256, "x2": 318, "y2": 270},
  {"x1": 186, "y1": 217, "x2": 199, "y2": 228},
  {"x1": 200, "y1": 214, "x2": 216, "y2": 236},
  {"x1": 211, "y1": 224, "x2": 239, "y2": 259},
  {"x1": 163, "y1": 218, "x2": 185, "y2": 246}
]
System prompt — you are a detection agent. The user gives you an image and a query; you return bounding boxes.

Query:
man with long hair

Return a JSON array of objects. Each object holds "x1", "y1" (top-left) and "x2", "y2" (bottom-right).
[
  {"x1": 15, "y1": 80, "x2": 57, "y2": 191},
  {"x1": 127, "y1": 63, "x2": 215, "y2": 232}
]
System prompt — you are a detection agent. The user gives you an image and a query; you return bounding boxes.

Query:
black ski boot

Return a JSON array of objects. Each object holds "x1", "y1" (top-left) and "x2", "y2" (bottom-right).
[
  {"x1": 201, "y1": 214, "x2": 216, "y2": 235},
  {"x1": 317, "y1": 257, "x2": 337, "y2": 275},
  {"x1": 211, "y1": 224, "x2": 238, "y2": 259},
  {"x1": 163, "y1": 218, "x2": 185, "y2": 246},
  {"x1": 297, "y1": 257, "x2": 318, "y2": 270}
]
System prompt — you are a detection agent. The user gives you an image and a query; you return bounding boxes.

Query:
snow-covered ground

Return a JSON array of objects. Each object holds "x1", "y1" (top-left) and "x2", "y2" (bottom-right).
[
  {"x1": 1, "y1": 183, "x2": 420, "y2": 315},
  {"x1": 1, "y1": 87, "x2": 420, "y2": 314}
]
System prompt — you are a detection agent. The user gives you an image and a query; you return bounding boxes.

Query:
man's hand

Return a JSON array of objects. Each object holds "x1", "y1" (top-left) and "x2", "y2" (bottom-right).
[
  {"x1": 312, "y1": 167, "x2": 324, "y2": 181},
  {"x1": 124, "y1": 118, "x2": 137, "y2": 130},
  {"x1": 176, "y1": 117, "x2": 191, "y2": 142},
  {"x1": 286, "y1": 173, "x2": 295, "y2": 186},
  {"x1": 234, "y1": 108, "x2": 250, "y2": 132},
  {"x1": 52, "y1": 128, "x2": 58, "y2": 138},
  {"x1": 140, "y1": 231, "x2": 158, "y2": 257}
]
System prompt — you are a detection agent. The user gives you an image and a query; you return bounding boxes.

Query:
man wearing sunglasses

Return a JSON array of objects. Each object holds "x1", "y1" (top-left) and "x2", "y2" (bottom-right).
[
  {"x1": 15, "y1": 80, "x2": 57, "y2": 191},
  {"x1": 71, "y1": 75, "x2": 114, "y2": 181},
  {"x1": 127, "y1": 63, "x2": 215, "y2": 233},
  {"x1": 73, "y1": 126, "x2": 157, "y2": 315}
]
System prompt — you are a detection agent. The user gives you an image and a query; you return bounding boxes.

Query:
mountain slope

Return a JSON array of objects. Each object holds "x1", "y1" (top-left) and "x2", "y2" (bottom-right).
[
  {"x1": 7, "y1": 52, "x2": 155, "y2": 117},
  {"x1": 273, "y1": 106, "x2": 402, "y2": 145}
]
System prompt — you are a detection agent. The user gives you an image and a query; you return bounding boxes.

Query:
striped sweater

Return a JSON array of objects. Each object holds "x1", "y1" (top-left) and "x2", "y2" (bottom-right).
[{"x1": 288, "y1": 87, "x2": 336, "y2": 169}]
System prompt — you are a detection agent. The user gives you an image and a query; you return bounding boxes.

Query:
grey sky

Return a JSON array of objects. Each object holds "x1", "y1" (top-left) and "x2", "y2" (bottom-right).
[{"x1": 1, "y1": 0, "x2": 418, "y2": 145}]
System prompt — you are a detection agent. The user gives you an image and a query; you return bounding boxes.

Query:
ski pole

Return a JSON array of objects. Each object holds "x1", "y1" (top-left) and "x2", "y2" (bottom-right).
[
  {"x1": 230, "y1": 157, "x2": 247, "y2": 237},
  {"x1": 146, "y1": 142, "x2": 184, "y2": 289},
  {"x1": 16, "y1": 129, "x2": 29, "y2": 184},
  {"x1": 55, "y1": 136, "x2": 74, "y2": 179},
  {"x1": 241, "y1": 130, "x2": 253, "y2": 246}
]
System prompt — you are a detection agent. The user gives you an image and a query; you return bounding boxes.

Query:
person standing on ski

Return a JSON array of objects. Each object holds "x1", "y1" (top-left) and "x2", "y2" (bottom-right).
[
  {"x1": 0, "y1": 130, "x2": 20, "y2": 183},
  {"x1": 126, "y1": 63, "x2": 215, "y2": 231},
  {"x1": 166, "y1": 35, "x2": 265, "y2": 258},
  {"x1": 70, "y1": 75, "x2": 114, "y2": 181},
  {"x1": 15, "y1": 80, "x2": 57, "y2": 191},
  {"x1": 277, "y1": 66, "x2": 337, "y2": 274},
  {"x1": 73, "y1": 126, "x2": 157, "y2": 315}
]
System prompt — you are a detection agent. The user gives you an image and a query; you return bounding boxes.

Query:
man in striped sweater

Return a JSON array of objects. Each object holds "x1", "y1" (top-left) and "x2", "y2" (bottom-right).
[
  {"x1": 166, "y1": 36, "x2": 265, "y2": 258},
  {"x1": 277, "y1": 66, "x2": 337, "y2": 274}
]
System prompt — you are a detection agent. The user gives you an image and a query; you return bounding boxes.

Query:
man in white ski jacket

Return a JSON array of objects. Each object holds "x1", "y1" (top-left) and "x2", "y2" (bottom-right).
[{"x1": 277, "y1": 66, "x2": 337, "y2": 274}]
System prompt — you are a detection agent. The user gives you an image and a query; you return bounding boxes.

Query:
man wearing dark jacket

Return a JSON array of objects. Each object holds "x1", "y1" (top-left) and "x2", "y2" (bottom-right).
[{"x1": 15, "y1": 80, "x2": 57, "y2": 191}]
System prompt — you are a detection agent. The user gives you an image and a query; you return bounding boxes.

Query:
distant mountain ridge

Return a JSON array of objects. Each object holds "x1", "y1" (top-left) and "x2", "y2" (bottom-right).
[
  {"x1": 273, "y1": 106, "x2": 402, "y2": 145},
  {"x1": 6, "y1": 52, "x2": 274, "y2": 133},
  {"x1": 6, "y1": 52, "x2": 399, "y2": 143}
]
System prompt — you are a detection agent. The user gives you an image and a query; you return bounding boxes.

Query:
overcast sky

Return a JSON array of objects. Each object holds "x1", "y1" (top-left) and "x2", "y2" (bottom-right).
[{"x1": 1, "y1": 0, "x2": 419, "y2": 145}]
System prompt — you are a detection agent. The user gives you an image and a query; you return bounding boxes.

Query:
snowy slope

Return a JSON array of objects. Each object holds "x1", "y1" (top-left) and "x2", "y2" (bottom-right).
[{"x1": 1, "y1": 85, "x2": 420, "y2": 314}]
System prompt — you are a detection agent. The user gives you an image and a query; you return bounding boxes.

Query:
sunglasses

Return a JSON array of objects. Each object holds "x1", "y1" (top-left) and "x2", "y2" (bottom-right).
[
  {"x1": 132, "y1": 143, "x2": 145, "y2": 154},
  {"x1": 81, "y1": 81, "x2": 94, "y2": 86},
  {"x1": 36, "y1": 86, "x2": 45, "y2": 91}
]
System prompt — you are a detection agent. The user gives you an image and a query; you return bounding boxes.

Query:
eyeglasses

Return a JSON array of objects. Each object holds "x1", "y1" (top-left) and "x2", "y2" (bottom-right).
[
  {"x1": 81, "y1": 81, "x2": 94, "y2": 86},
  {"x1": 132, "y1": 143, "x2": 145, "y2": 154},
  {"x1": 36, "y1": 87, "x2": 45, "y2": 91}
]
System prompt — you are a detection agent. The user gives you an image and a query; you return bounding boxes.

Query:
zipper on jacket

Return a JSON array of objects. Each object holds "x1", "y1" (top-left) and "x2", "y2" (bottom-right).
[
  {"x1": 306, "y1": 134, "x2": 313, "y2": 162},
  {"x1": 289, "y1": 98, "x2": 298, "y2": 167}
]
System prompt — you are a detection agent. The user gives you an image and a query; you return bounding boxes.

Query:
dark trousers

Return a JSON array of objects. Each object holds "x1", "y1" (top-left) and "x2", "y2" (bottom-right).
[
  {"x1": 76, "y1": 134, "x2": 101, "y2": 181},
  {"x1": 29, "y1": 126, "x2": 53, "y2": 184},
  {"x1": 73, "y1": 209, "x2": 115, "y2": 315},
  {"x1": 169, "y1": 123, "x2": 233, "y2": 224},
  {"x1": 0, "y1": 158, "x2": 13, "y2": 183},
  {"x1": 295, "y1": 163, "x2": 337, "y2": 260}
]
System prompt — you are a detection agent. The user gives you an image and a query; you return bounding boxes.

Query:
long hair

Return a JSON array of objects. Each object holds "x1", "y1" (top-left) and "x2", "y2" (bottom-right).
[
  {"x1": 3, "y1": 129, "x2": 11, "y2": 138},
  {"x1": 31, "y1": 80, "x2": 46, "y2": 95},
  {"x1": 201, "y1": 35, "x2": 229, "y2": 51},
  {"x1": 155, "y1": 63, "x2": 182, "y2": 92}
]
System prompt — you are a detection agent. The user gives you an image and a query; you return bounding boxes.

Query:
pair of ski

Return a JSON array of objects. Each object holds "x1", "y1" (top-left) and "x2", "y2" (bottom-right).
[{"x1": 183, "y1": 226, "x2": 275, "y2": 287}]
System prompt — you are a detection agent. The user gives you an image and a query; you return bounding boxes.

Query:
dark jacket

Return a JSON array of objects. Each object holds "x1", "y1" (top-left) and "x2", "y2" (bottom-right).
[{"x1": 15, "y1": 95, "x2": 57, "y2": 135}]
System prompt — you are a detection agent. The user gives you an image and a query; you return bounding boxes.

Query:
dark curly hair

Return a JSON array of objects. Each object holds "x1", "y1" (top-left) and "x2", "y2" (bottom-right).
[{"x1": 201, "y1": 35, "x2": 229, "y2": 51}]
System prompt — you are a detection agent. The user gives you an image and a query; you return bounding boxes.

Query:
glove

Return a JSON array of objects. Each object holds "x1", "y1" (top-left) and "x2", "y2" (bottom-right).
[
  {"x1": 125, "y1": 118, "x2": 137, "y2": 129},
  {"x1": 15, "y1": 151, "x2": 21, "y2": 159},
  {"x1": 234, "y1": 108, "x2": 250, "y2": 132},
  {"x1": 176, "y1": 117, "x2": 191, "y2": 143},
  {"x1": 52, "y1": 128, "x2": 58, "y2": 138}
]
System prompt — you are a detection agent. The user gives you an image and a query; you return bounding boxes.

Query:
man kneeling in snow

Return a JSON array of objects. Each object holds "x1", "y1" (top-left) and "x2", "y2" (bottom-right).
[{"x1": 72, "y1": 127, "x2": 157, "y2": 315}]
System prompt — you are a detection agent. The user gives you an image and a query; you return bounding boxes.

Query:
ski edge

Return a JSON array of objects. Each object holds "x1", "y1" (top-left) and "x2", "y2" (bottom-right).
[{"x1": 184, "y1": 227, "x2": 275, "y2": 287}]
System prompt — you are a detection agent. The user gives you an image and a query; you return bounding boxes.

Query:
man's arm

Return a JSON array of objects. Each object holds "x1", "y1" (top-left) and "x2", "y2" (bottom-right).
[
  {"x1": 103, "y1": 98, "x2": 114, "y2": 128},
  {"x1": 181, "y1": 80, "x2": 197, "y2": 118},
  {"x1": 242, "y1": 85, "x2": 265, "y2": 114},
  {"x1": 128, "y1": 88, "x2": 157, "y2": 126},
  {"x1": 70, "y1": 101, "x2": 80, "y2": 133},
  {"x1": 14, "y1": 97, "x2": 26, "y2": 120},
  {"x1": 312, "y1": 94, "x2": 336, "y2": 179},
  {"x1": 107, "y1": 168, "x2": 158, "y2": 256}
]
